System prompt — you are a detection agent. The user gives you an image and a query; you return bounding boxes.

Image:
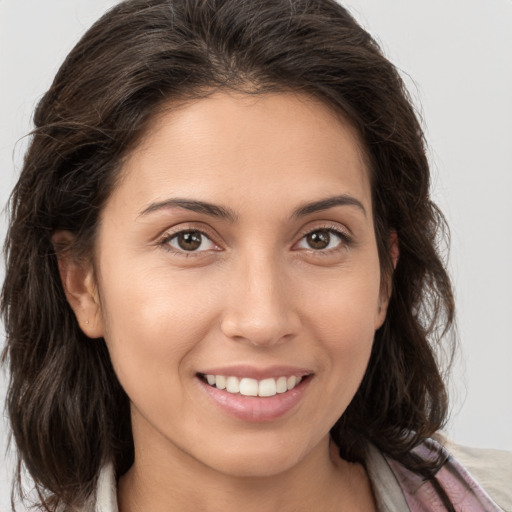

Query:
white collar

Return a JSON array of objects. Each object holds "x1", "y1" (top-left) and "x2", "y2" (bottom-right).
[{"x1": 94, "y1": 462, "x2": 118, "y2": 512}]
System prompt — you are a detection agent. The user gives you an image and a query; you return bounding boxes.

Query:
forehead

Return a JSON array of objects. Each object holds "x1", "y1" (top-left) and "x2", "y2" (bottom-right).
[{"x1": 108, "y1": 91, "x2": 372, "y2": 218}]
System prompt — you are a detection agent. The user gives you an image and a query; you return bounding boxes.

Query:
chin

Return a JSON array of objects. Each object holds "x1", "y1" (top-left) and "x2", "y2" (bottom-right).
[
  {"x1": 193, "y1": 431, "x2": 319, "y2": 479},
  {"x1": 209, "y1": 451, "x2": 303, "y2": 479}
]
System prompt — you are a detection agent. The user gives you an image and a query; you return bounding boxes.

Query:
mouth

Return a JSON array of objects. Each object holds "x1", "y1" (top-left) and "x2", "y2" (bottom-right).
[
  {"x1": 198, "y1": 373, "x2": 310, "y2": 398},
  {"x1": 196, "y1": 366, "x2": 314, "y2": 421}
]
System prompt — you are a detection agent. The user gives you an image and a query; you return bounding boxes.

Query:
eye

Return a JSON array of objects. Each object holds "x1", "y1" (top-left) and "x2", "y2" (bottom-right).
[
  {"x1": 295, "y1": 228, "x2": 348, "y2": 251},
  {"x1": 163, "y1": 230, "x2": 217, "y2": 253}
]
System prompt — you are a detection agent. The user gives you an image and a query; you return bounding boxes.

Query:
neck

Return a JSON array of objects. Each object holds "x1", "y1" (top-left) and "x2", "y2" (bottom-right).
[{"x1": 118, "y1": 434, "x2": 375, "y2": 512}]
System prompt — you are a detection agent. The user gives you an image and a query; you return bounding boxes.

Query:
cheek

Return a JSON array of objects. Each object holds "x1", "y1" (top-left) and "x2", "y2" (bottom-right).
[
  {"x1": 97, "y1": 265, "x2": 220, "y2": 395},
  {"x1": 307, "y1": 267, "x2": 382, "y2": 336},
  {"x1": 305, "y1": 269, "x2": 381, "y2": 390}
]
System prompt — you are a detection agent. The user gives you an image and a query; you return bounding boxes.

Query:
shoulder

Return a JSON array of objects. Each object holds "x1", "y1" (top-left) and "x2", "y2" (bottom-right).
[
  {"x1": 366, "y1": 434, "x2": 512, "y2": 512},
  {"x1": 389, "y1": 434, "x2": 512, "y2": 512},
  {"x1": 434, "y1": 433, "x2": 512, "y2": 512}
]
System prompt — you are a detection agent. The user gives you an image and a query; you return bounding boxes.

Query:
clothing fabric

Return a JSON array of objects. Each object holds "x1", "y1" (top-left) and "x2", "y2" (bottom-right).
[
  {"x1": 367, "y1": 437, "x2": 512, "y2": 511},
  {"x1": 87, "y1": 437, "x2": 512, "y2": 511}
]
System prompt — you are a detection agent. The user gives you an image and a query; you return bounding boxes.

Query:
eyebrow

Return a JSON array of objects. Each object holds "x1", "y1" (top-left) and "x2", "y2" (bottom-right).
[
  {"x1": 139, "y1": 194, "x2": 366, "y2": 222},
  {"x1": 291, "y1": 194, "x2": 367, "y2": 219},
  {"x1": 139, "y1": 198, "x2": 238, "y2": 222}
]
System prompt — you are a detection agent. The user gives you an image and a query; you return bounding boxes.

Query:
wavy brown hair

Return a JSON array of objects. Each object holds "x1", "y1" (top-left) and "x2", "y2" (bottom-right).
[{"x1": 2, "y1": 0, "x2": 455, "y2": 509}]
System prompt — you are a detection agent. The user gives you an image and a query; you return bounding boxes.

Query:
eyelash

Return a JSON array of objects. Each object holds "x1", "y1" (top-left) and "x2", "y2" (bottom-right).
[
  {"x1": 157, "y1": 227, "x2": 220, "y2": 257},
  {"x1": 295, "y1": 225, "x2": 353, "y2": 254},
  {"x1": 157, "y1": 224, "x2": 352, "y2": 257}
]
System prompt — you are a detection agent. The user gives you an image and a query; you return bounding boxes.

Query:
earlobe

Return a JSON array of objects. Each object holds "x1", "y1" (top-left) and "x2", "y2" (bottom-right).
[{"x1": 52, "y1": 231, "x2": 104, "y2": 339}]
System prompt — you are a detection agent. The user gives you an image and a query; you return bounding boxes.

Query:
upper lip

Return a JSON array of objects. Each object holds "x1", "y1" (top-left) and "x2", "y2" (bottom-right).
[{"x1": 197, "y1": 365, "x2": 313, "y2": 380}]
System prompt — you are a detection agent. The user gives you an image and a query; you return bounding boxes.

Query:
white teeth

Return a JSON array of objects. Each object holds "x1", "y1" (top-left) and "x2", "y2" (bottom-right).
[
  {"x1": 276, "y1": 376, "x2": 287, "y2": 394},
  {"x1": 239, "y1": 378, "x2": 258, "y2": 396},
  {"x1": 226, "y1": 376, "x2": 240, "y2": 393},
  {"x1": 259, "y1": 378, "x2": 277, "y2": 397},
  {"x1": 204, "y1": 374, "x2": 305, "y2": 396},
  {"x1": 215, "y1": 375, "x2": 226, "y2": 390}
]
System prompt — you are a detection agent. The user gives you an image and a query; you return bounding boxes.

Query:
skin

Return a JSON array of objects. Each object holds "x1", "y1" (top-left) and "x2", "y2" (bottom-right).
[{"x1": 58, "y1": 91, "x2": 396, "y2": 511}]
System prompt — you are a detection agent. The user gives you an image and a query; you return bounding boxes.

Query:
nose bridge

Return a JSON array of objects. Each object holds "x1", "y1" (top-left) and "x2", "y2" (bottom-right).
[{"x1": 220, "y1": 248, "x2": 298, "y2": 346}]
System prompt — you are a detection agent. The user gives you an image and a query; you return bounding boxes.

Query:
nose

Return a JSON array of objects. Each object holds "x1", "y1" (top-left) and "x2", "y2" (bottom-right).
[{"x1": 220, "y1": 253, "x2": 301, "y2": 347}]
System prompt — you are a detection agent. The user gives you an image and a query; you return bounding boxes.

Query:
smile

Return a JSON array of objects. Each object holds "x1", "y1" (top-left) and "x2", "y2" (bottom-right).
[
  {"x1": 198, "y1": 370, "x2": 312, "y2": 422},
  {"x1": 202, "y1": 374, "x2": 303, "y2": 397}
]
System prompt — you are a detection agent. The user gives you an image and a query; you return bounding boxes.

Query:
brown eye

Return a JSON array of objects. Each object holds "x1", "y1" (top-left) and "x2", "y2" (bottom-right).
[
  {"x1": 306, "y1": 229, "x2": 331, "y2": 249},
  {"x1": 166, "y1": 230, "x2": 216, "y2": 252},
  {"x1": 177, "y1": 231, "x2": 202, "y2": 250},
  {"x1": 295, "y1": 228, "x2": 348, "y2": 252}
]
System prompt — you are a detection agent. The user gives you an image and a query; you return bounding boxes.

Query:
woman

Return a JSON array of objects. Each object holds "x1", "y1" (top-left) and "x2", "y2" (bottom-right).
[{"x1": 1, "y1": 0, "x2": 511, "y2": 511}]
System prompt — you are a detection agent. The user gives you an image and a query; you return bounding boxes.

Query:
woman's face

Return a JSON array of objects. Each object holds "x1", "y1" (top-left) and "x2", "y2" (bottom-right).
[{"x1": 87, "y1": 92, "x2": 389, "y2": 477}]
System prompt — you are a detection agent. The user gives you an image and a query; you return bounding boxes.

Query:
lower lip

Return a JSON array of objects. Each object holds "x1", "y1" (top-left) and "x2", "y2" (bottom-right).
[{"x1": 198, "y1": 376, "x2": 310, "y2": 422}]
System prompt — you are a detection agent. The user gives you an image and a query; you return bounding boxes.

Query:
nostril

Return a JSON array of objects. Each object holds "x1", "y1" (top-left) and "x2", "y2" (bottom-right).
[{"x1": 220, "y1": 316, "x2": 299, "y2": 347}]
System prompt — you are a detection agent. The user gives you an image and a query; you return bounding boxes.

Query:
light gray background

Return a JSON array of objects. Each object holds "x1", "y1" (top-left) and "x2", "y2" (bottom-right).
[{"x1": 1, "y1": 0, "x2": 511, "y2": 508}]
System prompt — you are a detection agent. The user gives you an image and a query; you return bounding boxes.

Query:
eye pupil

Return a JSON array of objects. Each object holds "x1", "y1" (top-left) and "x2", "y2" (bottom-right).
[
  {"x1": 177, "y1": 231, "x2": 202, "y2": 251},
  {"x1": 307, "y1": 230, "x2": 330, "y2": 249}
]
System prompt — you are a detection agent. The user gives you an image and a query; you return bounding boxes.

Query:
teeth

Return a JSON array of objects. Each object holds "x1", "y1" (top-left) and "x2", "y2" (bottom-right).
[
  {"x1": 226, "y1": 376, "x2": 240, "y2": 393},
  {"x1": 215, "y1": 375, "x2": 226, "y2": 390},
  {"x1": 259, "y1": 378, "x2": 276, "y2": 397},
  {"x1": 276, "y1": 376, "x2": 287, "y2": 394},
  {"x1": 239, "y1": 378, "x2": 258, "y2": 396},
  {"x1": 204, "y1": 374, "x2": 305, "y2": 397}
]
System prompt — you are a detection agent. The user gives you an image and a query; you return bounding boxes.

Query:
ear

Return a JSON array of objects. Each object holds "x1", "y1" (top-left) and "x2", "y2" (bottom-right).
[
  {"x1": 375, "y1": 230, "x2": 399, "y2": 329},
  {"x1": 52, "y1": 231, "x2": 104, "y2": 339},
  {"x1": 389, "y1": 230, "x2": 399, "y2": 270}
]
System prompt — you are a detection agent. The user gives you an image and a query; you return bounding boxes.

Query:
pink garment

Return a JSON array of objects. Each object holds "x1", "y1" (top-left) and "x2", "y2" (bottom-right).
[{"x1": 386, "y1": 438, "x2": 502, "y2": 511}]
